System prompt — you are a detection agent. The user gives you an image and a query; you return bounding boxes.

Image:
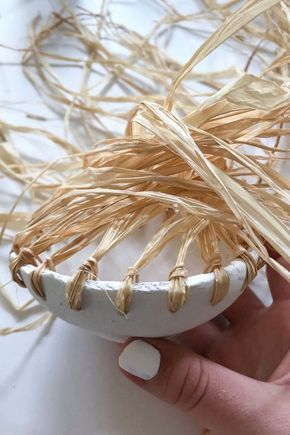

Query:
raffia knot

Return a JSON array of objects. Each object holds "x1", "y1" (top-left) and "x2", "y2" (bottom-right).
[
  {"x1": 116, "y1": 267, "x2": 139, "y2": 315},
  {"x1": 30, "y1": 257, "x2": 55, "y2": 299},
  {"x1": 67, "y1": 257, "x2": 98, "y2": 311},
  {"x1": 201, "y1": 253, "x2": 228, "y2": 305},
  {"x1": 233, "y1": 245, "x2": 247, "y2": 259},
  {"x1": 233, "y1": 246, "x2": 257, "y2": 287},
  {"x1": 9, "y1": 247, "x2": 39, "y2": 287},
  {"x1": 204, "y1": 253, "x2": 221, "y2": 273},
  {"x1": 168, "y1": 264, "x2": 188, "y2": 313},
  {"x1": 80, "y1": 257, "x2": 99, "y2": 279},
  {"x1": 204, "y1": 255, "x2": 229, "y2": 305},
  {"x1": 211, "y1": 267, "x2": 229, "y2": 305}
]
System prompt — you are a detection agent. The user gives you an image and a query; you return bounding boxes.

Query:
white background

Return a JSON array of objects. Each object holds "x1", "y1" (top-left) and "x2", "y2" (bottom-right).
[{"x1": 0, "y1": 1, "x2": 274, "y2": 434}]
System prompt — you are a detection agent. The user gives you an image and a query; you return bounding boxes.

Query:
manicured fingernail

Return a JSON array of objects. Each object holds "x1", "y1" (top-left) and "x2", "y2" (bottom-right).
[{"x1": 119, "y1": 340, "x2": 161, "y2": 380}]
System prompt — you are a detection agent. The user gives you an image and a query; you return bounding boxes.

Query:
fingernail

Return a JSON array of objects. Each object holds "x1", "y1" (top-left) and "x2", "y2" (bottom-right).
[{"x1": 119, "y1": 340, "x2": 161, "y2": 380}]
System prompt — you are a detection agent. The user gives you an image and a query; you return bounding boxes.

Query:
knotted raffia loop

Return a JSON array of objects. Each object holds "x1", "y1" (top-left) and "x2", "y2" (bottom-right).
[
  {"x1": 67, "y1": 257, "x2": 98, "y2": 311},
  {"x1": 233, "y1": 245, "x2": 258, "y2": 287},
  {"x1": 204, "y1": 253, "x2": 222, "y2": 274},
  {"x1": 30, "y1": 257, "x2": 55, "y2": 299},
  {"x1": 168, "y1": 264, "x2": 188, "y2": 313},
  {"x1": 211, "y1": 267, "x2": 230, "y2": 305},
  {"x1": 116, "y1": 267, "x2": 139, "y2": 315},
  {"x1": 205, "y1": 255, "x2": 230, "y2": 306},
  {"x1": 198, "y1": 224, "x2": 230, "y2": 305},
  {"x1": 257, "y1": 256, "x2": 265, "y2": 271},
  {"x1": 9, "y1": 248, "x2": 39, "y2": 287}
]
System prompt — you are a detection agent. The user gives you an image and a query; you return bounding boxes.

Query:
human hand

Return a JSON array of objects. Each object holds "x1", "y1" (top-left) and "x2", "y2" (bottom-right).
[{"x1": 118, "y1": 256, "x2": 290, "y2": 435}]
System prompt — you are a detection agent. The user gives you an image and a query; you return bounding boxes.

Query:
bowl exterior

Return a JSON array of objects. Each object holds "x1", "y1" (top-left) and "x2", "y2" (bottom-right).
[{"x1": 20, "y1": 259, "x2": 248, "y2": 342}]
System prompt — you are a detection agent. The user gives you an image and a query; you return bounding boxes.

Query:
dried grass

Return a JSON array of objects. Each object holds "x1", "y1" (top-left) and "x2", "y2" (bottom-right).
[{"x1": 0, "y1": 0, "x2": 289, "y2": 324}]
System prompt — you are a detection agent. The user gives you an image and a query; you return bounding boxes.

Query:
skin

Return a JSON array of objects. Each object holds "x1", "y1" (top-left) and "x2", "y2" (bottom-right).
[{"x1": 119, "y1": 256, "x2": 290, "y2": 435}]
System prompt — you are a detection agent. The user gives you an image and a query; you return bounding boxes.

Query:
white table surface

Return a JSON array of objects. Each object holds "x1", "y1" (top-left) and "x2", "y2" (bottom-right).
[{"x1": 0, "y1": 1, "x2": 273, "y2": 434}]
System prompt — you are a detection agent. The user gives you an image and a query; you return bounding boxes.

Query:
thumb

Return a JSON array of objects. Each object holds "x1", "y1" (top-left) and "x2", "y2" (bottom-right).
[{"x1": 119, "y1": 339, "x2": 278, "y2": 434}]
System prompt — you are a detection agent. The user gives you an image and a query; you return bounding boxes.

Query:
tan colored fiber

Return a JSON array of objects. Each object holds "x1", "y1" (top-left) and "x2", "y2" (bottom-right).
[
  {"x1": 67, "y1": 257, "x2": 98, "y2": 310},
  {"x1": 0, "y1": 0, "x2": 289, "y2": 322},
  {"x1": 30, "y1": 257, "x2": 55, "y2": 299},
  {"x1": 165, "y1": 0, "x2": 282, "y2": 110},
  {"x1": 0, "y1": 313, "x2": 54, "y2": 336},
  {"x1": 9, "y1": 248, "x2": 39, "y2": 287},
  {"x1": 116, "y1": 267, "x2": 139, "y2": 314}
]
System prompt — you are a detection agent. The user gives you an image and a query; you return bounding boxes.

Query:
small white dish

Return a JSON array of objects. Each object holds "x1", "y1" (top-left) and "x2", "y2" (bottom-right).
[{"x1": 18, "y1": 256, "x2": 249, "y2": 342}]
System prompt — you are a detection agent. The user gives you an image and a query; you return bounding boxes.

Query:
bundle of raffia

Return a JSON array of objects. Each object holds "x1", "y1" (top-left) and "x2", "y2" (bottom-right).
[{"x1": 1, "y1": 0, "x2": 289, "y2": 334}]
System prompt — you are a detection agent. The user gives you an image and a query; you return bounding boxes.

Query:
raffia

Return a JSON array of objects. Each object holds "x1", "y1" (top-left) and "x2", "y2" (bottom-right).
[{"x1": 0, "y1": 0, "x2": 289, "y2": 323}]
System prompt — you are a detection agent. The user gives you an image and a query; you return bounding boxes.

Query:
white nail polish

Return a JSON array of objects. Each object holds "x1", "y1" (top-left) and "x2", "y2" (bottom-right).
[{"x1": 119, "y1": 340, "x2": 161, "y2": 380}]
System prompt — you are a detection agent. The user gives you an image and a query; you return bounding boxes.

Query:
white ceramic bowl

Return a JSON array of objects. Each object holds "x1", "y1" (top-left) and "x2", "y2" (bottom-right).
[{"x1": 19, "y1": 257, "x2": 249, "y2": 342}]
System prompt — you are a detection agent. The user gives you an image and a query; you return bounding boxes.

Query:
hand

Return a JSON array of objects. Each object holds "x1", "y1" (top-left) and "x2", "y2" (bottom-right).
[{"x1": 118, "y1": 256, "x2": 290, "y2": 435}]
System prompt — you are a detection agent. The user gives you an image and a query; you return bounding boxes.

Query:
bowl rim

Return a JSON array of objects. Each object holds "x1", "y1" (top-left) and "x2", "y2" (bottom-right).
[{"x1": 12, "y1": 250, "x2": 255, "y2": 294}]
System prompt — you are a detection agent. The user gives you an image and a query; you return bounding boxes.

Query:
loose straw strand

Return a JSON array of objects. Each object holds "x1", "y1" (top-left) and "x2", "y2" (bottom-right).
[{"x1": 0, "y1": 313, "x2": 54, "y2": 336}]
